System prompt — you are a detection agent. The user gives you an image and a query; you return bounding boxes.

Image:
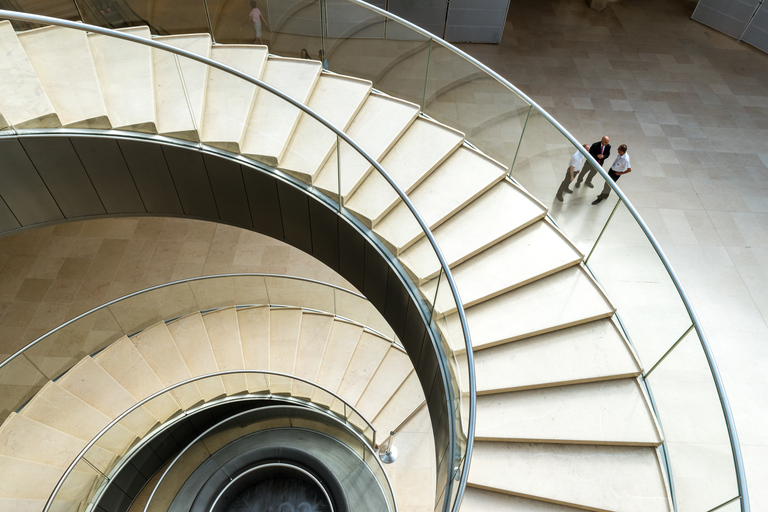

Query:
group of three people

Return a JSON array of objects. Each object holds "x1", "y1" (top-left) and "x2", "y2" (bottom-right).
[{"x1": 556, "y1": 136, "x2": 632, "y2": 205}]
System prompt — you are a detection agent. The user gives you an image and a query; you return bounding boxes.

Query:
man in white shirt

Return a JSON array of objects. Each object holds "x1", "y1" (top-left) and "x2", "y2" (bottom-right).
[
  {"x1": 556, "y1": 144, "x2": 590, "y2": 202},
  {"x1": 592, "y1": 144, "x2": 631, "y2": 205}
]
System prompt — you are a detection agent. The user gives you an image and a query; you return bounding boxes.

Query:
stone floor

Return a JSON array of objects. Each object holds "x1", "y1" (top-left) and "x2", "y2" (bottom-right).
[{"x1": 458, "y1": 0, "x2": 768, "y2": 509}]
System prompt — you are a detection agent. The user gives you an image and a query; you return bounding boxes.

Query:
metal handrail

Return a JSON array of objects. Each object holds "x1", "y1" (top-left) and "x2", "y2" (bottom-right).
[
  {"x1": 44, "y1": 369, "x2": 379, "y2": 512},
  {"x1": 0, "y1": 11, "x2": 474, "y2": 512},
  {"x1": 334, "y1": 1, "x2": 749, "y2": 509}
]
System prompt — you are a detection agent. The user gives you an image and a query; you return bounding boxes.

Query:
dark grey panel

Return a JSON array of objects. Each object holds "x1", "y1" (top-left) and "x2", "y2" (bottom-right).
[
  {"x1": 445, "y1": 0, "x2": 509, "y2": 43},
  {"x1": 70, "y1": 138, "x2": 145, "y2": 214},
  {"x1": 243, "y1": 168, "x2": 284, "y2": 240},
  {"x1": 0, "y1": 138, "x2": 63, "y2": 226},
  {"x1": 383, "y1": 267, "x2": 409, "y2": 338},
  {"x1": 388, "y1": 0, "x2": 447, "y2": 38},
  {"x1": 118, "y1": 140, "x2": 183, "y2": 214},
  {"x1": 308, "y1": 200, "x2": 339, "y2": 272},
  {"x1": 276, "y1": 180, "x2": 312, "y2": 254},
  {"x1": 21, "y1": 137, "x2": 105, "y2": 218},
  {"x1": 363, "y1": 243, "x2": 388, "y2": 313},
  {"x1": 742, "y1": 3, "x2": 768, "y2": 53},
  {"x1": 416, "y1": 331, "x2": 439, "y2": 403},
  {"x1": 402, "y1": 299, "x2": 428, "y2": 369},
  {"x1": 338, "y1": 219, "x2": 365, "y2": 292},
  {"x1": 692, "y1": 0, "x2": 760, "y2": 38},
  {"x1": 203, "y1": 155, "x2": 252, "y2": 228},
  {"x1": 162, "y1": 146, "x2": 218, "y2": 219},
  {"x1": 0, "y1": 196, "x2": 20, "y2": 232}
]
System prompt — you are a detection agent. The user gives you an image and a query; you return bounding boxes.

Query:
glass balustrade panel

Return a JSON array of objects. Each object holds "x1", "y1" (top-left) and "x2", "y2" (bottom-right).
[
  {"x1": 265, "y1": 276, "x2": 335, "y2": 312},
  {"x1": 51, "y1": 458, "x2": 107, "y2": 512},
  {"x1": 645, "y1": 329, "x2": 739, "y2": 512},
  {"x1": 1, "y1": 0, "x2": 79, "y2": 30},
  {"x1": 83, "y1": 0, "x2": 210, "y2": 34},
  {"x1": 586, "y1": 200, "x2": 693, "y2": 369},
  {"x1": 334, "y1": 288, "x2": 396, "y2": 340},
  {"x1": 0, "y1": 355, "x2": 47, "y2": 423}
]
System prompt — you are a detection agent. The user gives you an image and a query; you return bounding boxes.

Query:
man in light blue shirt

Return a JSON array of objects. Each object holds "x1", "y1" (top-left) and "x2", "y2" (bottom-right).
[{"x1": 592, "y1": 144, "x2": 632, "y2": 205}]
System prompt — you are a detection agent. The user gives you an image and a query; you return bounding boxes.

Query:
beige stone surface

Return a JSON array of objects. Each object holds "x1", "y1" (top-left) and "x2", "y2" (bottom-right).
[
  {"x1": 313, "y1": 92, "x2": 420, "y2": 198},
  {"x1": 240, "y1": 57, "x2": 322, "y2": 164},
  {"x1": 469, "y1": 441, "x2": 671, "y2": 512},
  {"x1": 372, "y1": 371, "x2": 424, "y2": 435},
  {"x1": 237, "y1": 305, "x2": 270, "y2": 393},
  {"x1": 476, "y1": 379, "x2": 662, "y2": 445},
  {"x1": 88, "y1": 26, "x2": 156, "y2": 132},
  {"x1": 281, "y1": 73, "x2": 372, "y2": 181},
  {"x1": 201, "y1": 44, "x2": 268, "y2": 152},
  {"x1": 475, "y1": 319, "x2": 641, "y2": 393},
  {"x1": 57, "y1": 357, "x2": 157, "y2": 436},
  {"x1": 355, "y1": 346, "x2": 413, "y2": 420},
  {"x1": 201, "y1": 307, "x2": 247, "y2": 395},
  {"x1": 345, "y1": 117, "x2": 465, "y2": 226},
  {"x1": 400, "y1": 180, "x2": 546, "y2": 283},
  {"x1": 152, "y1": 34, "x2": 211, "y2": 139},
  {"x1": 93, "y1": 337, "x2": 180, "y2": 422},
  {"x1": 17, "y1": 26, "x2": 109, "y2": 128},
  {"x1": 166, "y1": 313, "x2": 227, "y2": 401},
  {"x1": 462, "y1": 487, "x2": 587, "y2": 512},
  {"x1": 0, "y1": 21, "x2": 59, "y2": 128},
  {"x1": 311, "y1": 319, "x2": 363, "y2": 405},
  {"x1": 424, "y1": 220, "x2": 582, "y2": 313},
  {"x1": 374, "y1": 145, "x2": 506, "y2": 253},
  {"x1": 130, "y1": 322, "x2": 203, "y2": 409},
  {"x1": 0, "y1": 454, "x2": 96, "y2": 500},
  {"x1": 267, "y1": 307, "x2": 302, "y2": 394},
  {"x1": 0, "y1": 413, "x2": 88, "y2": 468},
  {"x1": 291, "y1": 312, "x2": 334, "y2": 398},
  {"x1": 335, "y1": 330, "x2": 391, "y2": 407}
]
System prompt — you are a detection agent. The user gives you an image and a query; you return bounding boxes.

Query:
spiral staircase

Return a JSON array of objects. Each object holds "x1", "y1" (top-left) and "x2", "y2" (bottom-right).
[{"x1": 0, "y1": 12, "x2": 676, "y2": 512}]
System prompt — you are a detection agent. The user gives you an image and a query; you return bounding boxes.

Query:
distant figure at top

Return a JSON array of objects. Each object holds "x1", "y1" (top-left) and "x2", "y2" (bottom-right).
[
  {"x1": 318, "y1": 49, "x2": 328, "y2": 70},
  {"x1": 245, "y1": 1, "x2": 268, "y2": 44},
  {"x1": 300, "y1": 48, "x2": 311, "y2": 59}
]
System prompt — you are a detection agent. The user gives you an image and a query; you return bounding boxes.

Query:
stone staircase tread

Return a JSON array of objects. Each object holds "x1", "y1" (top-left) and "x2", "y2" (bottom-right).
[
  {"x1": 424, "y1": 220, "x2": 583, "y2": 313},
  {"x1": 462, "y1": 487, "x2": 591, "y2": 512},
  {"x1": 88, "y1": 26, "x2": 156, "y2": 132},
  {"x1": 166, "y1": 312, "x2": 228, "y2": 401},
  {"x1": 267, "y1": 307, "x2": 303, "y2": 395},
  {"x1": 0, "y1": 413, "x2": 89, "y2": 469},
  {"x1": 469, "y1": 441, "x2": 671, "y2": 512},
  {"x1": 237, "y1": 305, "x2": 271, "y2": 393},
  {"x1": 372, "y1": 371, "x2": 424, "y2": 435},
  {"x1": 400, "y1": 180, "x2": 547, "y2": 284},
  {"x1": 344, "y1": 116, "x2": 465, "y2": 227},
  {"x1": 335, "y1": 330, "x2": 392, "y2": 407},
  {"x1": 200, "y1": 44, "x2": 268, "y2": 152},
  {"x1": 18, "y1": 25, "x2": 109, "y2": 128},
  {"x1": 281, "y1": 72, "x2": 373, "y2": 182},
  {"x1": 448, "y1": 265, "x2": 615, "y2": 352},
  {"x1": 355, "y1": 346, "x2": 413, "y2": 420},
  {"x1": 152, "y1": 33, "x2": 211, "y2": 140},
  {"x1": 475, "y1": 319, "x2": 642, "y2": 393},
  {"x1": 313, "y1": 91, "x2": 420, "y2": 199},
  {"x1": 240, "y1": 56, "x2": 322, "y2": 164},
  {"x1": 0, "y1": 21, "x2": 60, "y2": 128},
  {"x1": 311, "y1": 319, "x2": 364, "y2": 407},
  {"x1": 374, "y1": 144, "x2": 507, "y2": 254},
  {"x1": 93, "y1": 337, "x2": 180, "y2": 422},
  {"x1": 475, "y1": 379, "x2": 662, "y2": 446},
  {"x1": 0, "y1": 454, "x2": 96, "y2": 501},
  {"x1": 291, "y1": 312, "x2": 335, "y2": 399},
  {"x1": 201, "y1": 306, "x2": 248, "y2": 396}
]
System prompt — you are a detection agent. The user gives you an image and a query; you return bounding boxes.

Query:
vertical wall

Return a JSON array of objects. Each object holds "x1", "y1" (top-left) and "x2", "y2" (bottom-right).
[{"x1": 692, "y1": 0, "x2": 768, "y2": 53}]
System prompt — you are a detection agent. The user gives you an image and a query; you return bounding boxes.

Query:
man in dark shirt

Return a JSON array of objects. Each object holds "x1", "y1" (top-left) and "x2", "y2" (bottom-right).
[{"x1": 575, "y1": 135, "x2": 610, "y2": 189}]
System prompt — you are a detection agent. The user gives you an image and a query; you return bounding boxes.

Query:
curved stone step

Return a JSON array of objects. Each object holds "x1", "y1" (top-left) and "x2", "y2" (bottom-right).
[
  {"x1": 236, "y1": 305, "x2": 271, "y2": 393},
  {"x1": 475, "y1": 379, "x2": 662, "y2": 446},
  {"x1": 355, "y1": 346, "x2": 413, "y2": 421},
  {"x1": 373, "y1": 144, "x2": 506, "y2": 254},
  {"x1": 311, "y1": 319, "x2": 364, "y2": 406},
  {"x1": 201, "y1": 307, "x2": 248, "y2": 396},
  {"x1": 400, "y1": 180, "x2": 546, "y2": 284},
  {"x1": 88, "y1": 26, "x2": 156, "y2": 133},
  {"x1": 18, "y1": 25, "x2": 109, "y2": 128},
  {"x1": 0, "y1": 455, "x2": 98, "y2": 501},
  {"x1": 314, "y1": 91, "x2": 420, "y2": 199},
  {"x1": 424, "y1": 220, "x2": 582, "y2": 313},
  {"x1": 474, "y1": 319, "x2": 642, "y2": 393},
  {"x1": 292, "y1": 311, "x2": 335, "y2": 399},
  {"x1": 240, "y1": 56, "x2": 322, "y2": 164},
  {"x1": 462, "y1": 487, "x2": 589, "y2": 512},
  {"x1": 334, "y1": 330, "x2": 392, "y2": 408},
  {"x1": 372, "y1": 370, "x2": 424, "y2": 436},
  {"x1": 281, "y1": 72, "x2": 373, "y2": 183},
  {"x1": 345, "y1": 116, "x2": 465, "y2": 227},
  {"x1": 267, "y1": 307, "x2": 303, "y2": 395},
  {"x1": 152, "y1": 33, "x2": 211, "y2": 140},
  {"x1": 469, "y1": 441, "x2": 671, "y2": 512},
  {"x1": 200, "y1": 44, "x2": 268, "y2": 152},
  {"x1": 166, "y1": 312, "x2": 228, "y2": 401},
  {"x1": 0, "y1": 21, "x2": 59, "y2": 128}
]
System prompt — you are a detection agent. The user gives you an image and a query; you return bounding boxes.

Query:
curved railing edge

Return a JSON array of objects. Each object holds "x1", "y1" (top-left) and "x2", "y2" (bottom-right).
[
  {"x1": 338, "y1": 1, "x2": 749, "y2": 509},
  {"x1": 44, "y1": 369, "x2": 382, "y2": 512},
  {"x1": 0, "y1": 11, "x2": 474, "y2": 512}
]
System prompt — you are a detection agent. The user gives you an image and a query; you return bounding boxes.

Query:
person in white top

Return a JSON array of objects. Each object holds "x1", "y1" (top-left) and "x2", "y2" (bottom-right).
[
  {"x1": 556, "y1": 144, "x2": 590, "y2": 202},
  {"x1": 244, "y1": 1, "x2": 268, "y2": 44},
  {"x1": 592, "y1": 144, "x2": 632, "y2": 205}
]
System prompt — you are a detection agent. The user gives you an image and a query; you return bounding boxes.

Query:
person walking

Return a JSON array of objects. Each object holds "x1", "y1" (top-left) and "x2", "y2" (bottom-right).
[
  {"x1": 245, "y1": 1, "x2": 268, "y2": 44},
  {"x1": 592, "y1": 144, "x2": 631, "y2": 204},
  {"x1": 556, "y1": 144, "x2": 590, "y2": 202},
  {"x1": 576, "y1": 135, "x2": 610, "y2": 189}
]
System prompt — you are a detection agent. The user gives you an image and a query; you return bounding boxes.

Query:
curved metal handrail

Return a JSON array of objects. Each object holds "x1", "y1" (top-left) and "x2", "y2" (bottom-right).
[
  {"x1": 0, "y1": 12, "x2": 474, "y2": 512},
  {"x1": 334, "y1": 1, "x2": 749, "y2": 509},
  {"x1": 44, "y1": 369, "x2": 380, "y2": 512}
]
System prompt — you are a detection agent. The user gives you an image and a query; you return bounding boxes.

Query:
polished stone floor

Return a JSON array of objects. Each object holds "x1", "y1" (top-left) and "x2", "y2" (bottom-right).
[{"x1": 458, "y1": 0, "x2": 768, "y2": 508}]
